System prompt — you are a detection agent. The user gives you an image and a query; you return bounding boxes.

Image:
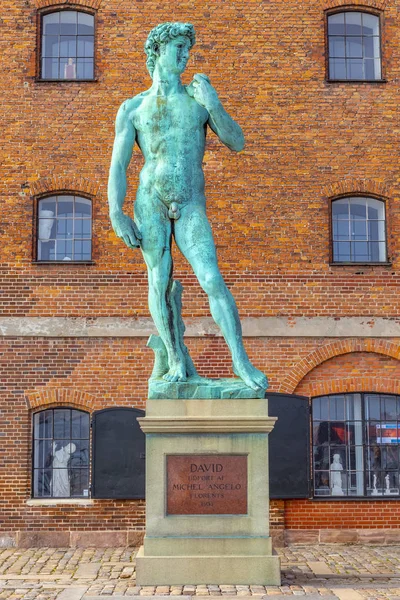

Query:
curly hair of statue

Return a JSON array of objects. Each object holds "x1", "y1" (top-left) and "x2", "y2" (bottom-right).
[{"x1": 144, "y1": 22, "x2": 196, "y2": 78}]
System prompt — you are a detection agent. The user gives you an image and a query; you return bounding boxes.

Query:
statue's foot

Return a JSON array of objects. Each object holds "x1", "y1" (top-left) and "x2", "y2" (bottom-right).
[
  {"x1": 163, "y1": 361, "x2": 187, "y2": 383},
  {"x1": 233, "y1": 359, "x2": 268, "y2": 392}
]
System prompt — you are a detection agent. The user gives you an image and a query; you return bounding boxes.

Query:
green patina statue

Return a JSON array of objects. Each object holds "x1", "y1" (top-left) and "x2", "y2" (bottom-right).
[{"x1": 108, "y1": 22, "x2": 268, "y2": 394}]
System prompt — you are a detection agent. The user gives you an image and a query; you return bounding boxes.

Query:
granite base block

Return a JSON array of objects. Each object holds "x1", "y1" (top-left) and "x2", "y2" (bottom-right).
[{"x1": 136, "y1": 545, "x2": 281, "y2": 585}]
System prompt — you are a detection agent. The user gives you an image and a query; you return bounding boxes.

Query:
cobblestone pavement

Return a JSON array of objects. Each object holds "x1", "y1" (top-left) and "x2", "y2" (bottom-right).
[{"x1": 1, "y1": 545, "x2": 400, "y2": 599}]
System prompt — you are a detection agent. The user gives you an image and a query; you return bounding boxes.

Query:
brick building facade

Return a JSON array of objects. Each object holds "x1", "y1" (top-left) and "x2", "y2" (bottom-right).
[{"x1": 1, "y1": 0, "x2": 400, "y2": 547}]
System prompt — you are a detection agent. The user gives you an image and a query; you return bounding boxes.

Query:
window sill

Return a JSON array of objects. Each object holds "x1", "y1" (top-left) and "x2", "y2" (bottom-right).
[
  {"x1": 312, "y1": 496, "x2": 400, "y2": 501},
  {"x1": 35, "y1": 78, "x2": 98, "y2": 84},
  {"x1": 32, "y1": 261, "x2": 95, "y2": 266},
  {"x1": 329, "y1": 261, "x2": 392, "y2": 267},
  {"x1": 27, "y1": 498, "x2": 94, "y2": 506},
  {"x1": 326, "y1": 79, "x2": 387, "y2": 84}
]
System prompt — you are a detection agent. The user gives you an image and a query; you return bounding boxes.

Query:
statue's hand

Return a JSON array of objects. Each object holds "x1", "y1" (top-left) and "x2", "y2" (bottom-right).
[
  {"x1": 189, "y1": 73, "x2": 220, "y2": 112},
  {"x1": 110, "y1": 211, "x2": 142, "y2": 249}
]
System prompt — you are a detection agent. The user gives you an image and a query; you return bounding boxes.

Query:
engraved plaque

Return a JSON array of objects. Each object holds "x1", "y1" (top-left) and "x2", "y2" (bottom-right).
[{"x1": 167, "y1": 454, "x2": 248, "y2": 515}]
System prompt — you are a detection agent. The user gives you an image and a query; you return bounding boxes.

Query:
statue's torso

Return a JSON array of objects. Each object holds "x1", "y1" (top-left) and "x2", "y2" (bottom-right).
[{"x1": 132, "y1": 90, "x2": 209, "y2": 204}]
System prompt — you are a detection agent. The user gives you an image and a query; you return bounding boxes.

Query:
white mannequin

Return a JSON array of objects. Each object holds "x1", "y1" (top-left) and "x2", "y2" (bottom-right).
[
  {"x1": 384, "y1": 473, "x2": 390, "y2": 495},
  {"x1": 330, "y1": 453, "x2": 344, "y2": 496},
  {"x1": 371, "y1": 473, "x2": 379, "y2": 495},
  {"x1": 38, "y1": 210, "x2": 54, "y2": 241},
  {"x1": 52, "y1": 442, "x2": 76, "y2": 497}
]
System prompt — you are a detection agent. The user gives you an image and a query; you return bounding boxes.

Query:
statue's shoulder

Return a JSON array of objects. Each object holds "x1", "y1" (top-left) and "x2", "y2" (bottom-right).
[{"x1": 118, "y1": 91, "x2": 148, "y2": 118}]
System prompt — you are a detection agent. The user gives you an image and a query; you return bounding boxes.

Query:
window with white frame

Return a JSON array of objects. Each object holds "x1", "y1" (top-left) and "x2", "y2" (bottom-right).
[
  {"x1": 313, "y1": 394, "x2": 400, "y2": 497},
  {"x1": 328, "y1": 11, "x2": 382, "y2": 81},
  {"x1": 332, "y1": 196, "x2": 387, "y2": 263},
  {"x1": 37, "y1": 195, "x2": 92, "y2": 262},
  {"x1": 33, "y1": 408, "x2": 90, "y2": 498},
  {"x1": 41, "y1": 10, "x2": 95, "y2": 80}
]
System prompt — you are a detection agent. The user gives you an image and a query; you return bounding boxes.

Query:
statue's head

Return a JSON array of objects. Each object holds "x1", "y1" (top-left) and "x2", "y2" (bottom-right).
[{"x1": 144, "y1": 22, "x2": 196, "y2": 78}]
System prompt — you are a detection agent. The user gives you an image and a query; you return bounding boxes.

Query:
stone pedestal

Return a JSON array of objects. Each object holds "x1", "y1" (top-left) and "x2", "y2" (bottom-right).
[{"x1": 136, "y1": 397, "x2": 281, "y2": 585}]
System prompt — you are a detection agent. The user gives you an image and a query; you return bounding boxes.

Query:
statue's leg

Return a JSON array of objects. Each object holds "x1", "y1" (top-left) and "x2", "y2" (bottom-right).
[
  {"x1": 174, "y1": 205, "x2": 268, "y2": 392},
  {"x1": 135, "y1": 202, "x2": 187, "y2": 382}
]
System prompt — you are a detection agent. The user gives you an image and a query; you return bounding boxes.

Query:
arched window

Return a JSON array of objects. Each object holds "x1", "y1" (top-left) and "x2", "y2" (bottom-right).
[
  {"x1": 37, "y1": 195, "x2": 92, "y2": 262},
  {"x1": 40, "y1": 10, "x2": 95, "y2": 80},
  {"x1": 33, "y1": 408, "x2": 90, "y2": 498},
  {"x1": 313, "y1": 393, "x2": 400, "y2": 497},
  {"x1": 331, "y1": 196, "x2": 386, "y2": 263},
  {"x1": 327, "y1": 11, "x2": 382, "y2": 81}
]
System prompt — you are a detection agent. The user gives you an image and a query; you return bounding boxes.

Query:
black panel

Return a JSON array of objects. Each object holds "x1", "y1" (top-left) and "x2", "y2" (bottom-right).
[
  {"x1": 92, "y1": 408, "x2": 145, "y2": 499},
  {"x1": 268, "y1": 393, "x2": 311, "y2": 499}
]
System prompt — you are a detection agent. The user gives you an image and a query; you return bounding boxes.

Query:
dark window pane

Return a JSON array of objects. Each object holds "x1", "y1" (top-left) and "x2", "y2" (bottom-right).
[
  {"x1": 56, "y1": 219, "x2": 73, "y2": 237},
  {"x1": 352, "y1": 219, "x2": 367, "y2": 240},
  {"x1": 43, "y1": 36, "x2": 59, "y2": 58},
  {"x1": 34, "y1": 410, "x2": 53, "y2": 439},
  {"x1": 352, "y1": 241, "x2": 369, "y2": 261},
  {"x1": 60, "y1": 11, "x2": 77, "y2": 35},
  {"x1": 38, "y1": 239, "x2": 55, "y2": 260},
  {"x1": 314, "y1": 421, "x2": 329, "y2": 445},
  {"x1": 74, "y1": 219, "x2": 91, "y2": 238},
  {"x1": 345, "y1": 12, "x2": 362, "y2": 36},
  {"x1": 368, "y1": 220, "x2": 380, "y2": 241},
  {"x1": 383, "y1": 396, "x2": 398, "y2": 419},
  {"x1": 313, "y1": 397, "x2": 321, "y2": 420},
  {"x1": 82, "y1": 240, "x2": 92, "y2": 260},
  {"x1": 365, "y1": 58, "x2": 381, "y2": 80},
  {"x1": 70, "y1": 469, "x2": 89, "y2": 497},
  {"x1": 34, "y1": 469, "x2": 52, "y2": 497},
  {"x1": 77, "y1": 12, "x2": 94, "y2": 35},
  {"x1": 34, "y1": 440, "x2": 53, "y2": 468},
  {"x1": 70, "y1": 441, "x2": 89, "y2": 467},
  {"x1": 75, "y1": 58, "x2": 95, "y2": 79},
  {"x1": 346, "y1": 37, "x2": 363, "y2": 59},
  {"x1": 59, "y1": 36, "x2": 77, "y2": 58},
  {"x1": 314, "y1": 446, "x2": 330, "y2": 470},
  {"x1": 75, "y1": 198, "x2": 92, "y2": 217},
  {"x1": 329, "y1": 36, "x2": 345, "y2": 57},
  {"x1": 364, "y1": 36, "x2": 380, "y2": 59},
  {"x1": 350, "y1": 200, "x2": 367, "y2": 220},
  {"x1": 57, "y1": 197, "x2": 74, "y2": 217},
  {"x1": 42, "y1": 58, "x2": 59, "y2": 79},
  {"x1": 54, "y1": 410, "x2": 71, "y2": 438},
  {"x1": 347, "y1": 59, "x2": 364, "y2": 79},
  {"x1": 331, "y1": 396, "x2": 345, "y2": 420},
  {"x1": 328, "y1": 13, "x2": 345, "y2": 35},
  {"x1": 368, "y1": 445, "x2": 382, "y2": 470},
  {"x1": 77, "y1": 37, "x2": 94, "y2": 58},
  {"x1": 314, "y1": 471, "x2": 331, "y2": 496},
  {"x1": 71, "y1": 410, "x2": 90, "y2": 439},
  {"x1": 334, "y1": 241, "x2": 351, "y2": 262},
  {"x1": 382, "y1": 446, "x2": 399, "y2": 470},
  {"x1": 362, "y1": 13, "x2": 379, "y2": 36},
  {"x1": 43, "y1": 13, "x2": 59, "y2": 35},
  {"x1": 332, "y1": 199, "x2": 349, "y2": 220},
  {"x1": 365, "y1": 394, "x2": 380, "y2": 420},
  {"x1": 333, "y1": 219, "x2": 350, "y2": 241},
  {"x1": 55, "y1": 240, "x2": 73, "y2": 261},
  {"x1": 329, "y1": 58, "x2": 346, "y2": 79}
]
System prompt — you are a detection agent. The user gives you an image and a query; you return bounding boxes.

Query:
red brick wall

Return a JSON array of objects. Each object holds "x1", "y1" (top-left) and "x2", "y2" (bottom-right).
[{"x1": 2, "y1": 0, "x2": 400, "y2": 542}]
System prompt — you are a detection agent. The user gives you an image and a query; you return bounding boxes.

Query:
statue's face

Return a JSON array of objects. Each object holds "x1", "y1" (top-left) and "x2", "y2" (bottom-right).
[{"x1": 157, "y1": 35, "x2": 190, "y2": 74}]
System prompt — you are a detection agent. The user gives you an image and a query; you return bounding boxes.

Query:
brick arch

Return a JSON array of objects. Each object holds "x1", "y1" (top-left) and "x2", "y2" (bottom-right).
[
  {"x1": 30, "y1": 176, "x2": 99, "y2": 198},
  {"x1": 25, "y1": 388, "x2": 97, "y2": 411},
  {"x1": 322, "y1": 179, "x2": 390, "y2": 201},
  {"x1": 279, "y1": 339, "x2": 400, "y2": 394},
  {"x1": 34, "y1": 0, "x2": 102, "y2": 10},
  {"x1": 320, "y1": 0, "x2": 387, "y2": 10}
]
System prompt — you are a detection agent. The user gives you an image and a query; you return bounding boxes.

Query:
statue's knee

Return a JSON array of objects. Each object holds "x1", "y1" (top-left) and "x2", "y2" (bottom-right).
[{"x1": 200, "y1": 272, "x2": 224, "y2": 296}]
